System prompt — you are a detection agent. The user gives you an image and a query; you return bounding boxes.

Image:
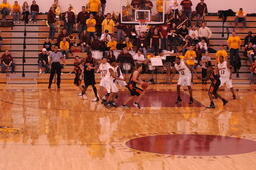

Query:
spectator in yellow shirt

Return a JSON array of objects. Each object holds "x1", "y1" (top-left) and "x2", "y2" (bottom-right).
[
  {"x1": 12, "y1": 1, "x2": 21, "y2": 23},
  {"x1": 216, "y1": 45, "x2": 228, "y2": 63},
  {"x1": 235, "y1": 8, "x2": 246, "y2": 27},
  {"x1": 102, "y1": 13, "x2": 115, "y2": 34},
  {"x1": 123, "y1": 37, "x2": 133, "y2": 51},
  {"x1": 185, "y1": 46, "x2": 197, "y2": 66},
  {"x1": 227, "y1": 31, "x2": 241, "y2": 77},
  {"x1": 86, "y1": 14, "x2": 96, "y2": 40},
  {"x1": 107, "y1": 37, "x2": 117, "y2": 51},
  {"x1": 0, "y1": 0, "x2": 11, "y2": 20},
  {"x1": 60, "y1": 38, "x2": 70, "y2": 57},
  {"x1": 88, "y1": 0, "x2": 100, "y2": 15}
]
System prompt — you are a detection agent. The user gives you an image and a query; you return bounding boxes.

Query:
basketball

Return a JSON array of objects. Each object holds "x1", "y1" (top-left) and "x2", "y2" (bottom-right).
[{"x1": 141, "y1": 82, "x2": 149, "y2": 89}]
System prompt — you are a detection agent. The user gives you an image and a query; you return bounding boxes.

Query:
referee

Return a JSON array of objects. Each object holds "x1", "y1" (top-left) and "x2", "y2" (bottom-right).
[{"x1": 48, "y1": 45, "x2": 65, "y2": 89}]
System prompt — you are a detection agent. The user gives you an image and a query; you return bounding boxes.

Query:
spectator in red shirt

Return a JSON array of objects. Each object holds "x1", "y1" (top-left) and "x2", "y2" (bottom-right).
[
  {"x1": 159, "y1": 24, "x2": 170, "y2": 50},
  {"x1": 180, "y1": 0, "x2": 192, "y2": 19},
  {"x1": 1, "y1": 50, "x2": 15, "y2": 73}
]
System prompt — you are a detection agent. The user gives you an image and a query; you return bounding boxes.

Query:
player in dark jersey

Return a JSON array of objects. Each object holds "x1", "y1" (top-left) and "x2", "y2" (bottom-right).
[
  {"x1": 204, "y1": 62, "x2": 228, "y2": 108},
  {"x1": 122, "y1": 64, "x2": 145, "y2": 109},
  {"x1": 81, "y1": 51, "x2": 99, "y2": 102}
]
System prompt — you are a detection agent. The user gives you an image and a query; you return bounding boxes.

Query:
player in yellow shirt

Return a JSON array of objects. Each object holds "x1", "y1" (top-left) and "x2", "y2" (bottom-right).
[
  {"x1": 12, "y1": 1, "x2": 21, "y2": 23},
  {"x1": 102, "y1": 13, "x2": 115, "y2": 34},
  {"x1": 86, "y1": 14, "x2": 96, "y2": 39},
  {"x1": 227, "y1": 31, "x2": 241, "y2": 77},
  {"x1": 107, "y1": 37, "x2": 117, "y2": 51},
  {"x1": 0, "y1": 0, "x2": 11, "y2": 20},
  {"x1": 216, "y1": 45, "x2": 228, "y2": 63}
]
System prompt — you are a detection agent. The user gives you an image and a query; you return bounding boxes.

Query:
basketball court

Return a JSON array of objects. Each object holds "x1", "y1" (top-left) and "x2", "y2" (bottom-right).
[{"x1": 0, "y1": 83, "x2": 256, "y2": 170}]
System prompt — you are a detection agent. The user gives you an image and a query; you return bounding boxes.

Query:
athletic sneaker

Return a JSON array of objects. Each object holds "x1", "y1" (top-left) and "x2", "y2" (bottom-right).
[
  {"x1": 78, "y1": 92, "x2": 82, "y2": 96},
  {"x1": 232, "y1": 95, "x2": 236, "y2": 100},
  {"x1": 189, "y1": 97, "x2": 193, "y2": 104},
  {"x1": 91, "y1": 98, "x2": 99, "y2": 102},
  {"x1": 133, "y1": 102, "x2": 141, "y2": 109},
  {"x1": 176, "y1": 97, "x2": 182, "y2": 104},
  {"x1": 222, "y1": 99, "x2": 228, "y2": 106},
  {"x1": 122, "y1": 104, "x2": 129, "y2": 108},
  {"x1": 82, "y1": 94, "x2": 88, "y2": 100},
  {"x1": 206, "y1": 102, "x2": 215, "y2": 109},
  {"x1": 110, "y1": 102, "x2": 117, "y2": 107}
]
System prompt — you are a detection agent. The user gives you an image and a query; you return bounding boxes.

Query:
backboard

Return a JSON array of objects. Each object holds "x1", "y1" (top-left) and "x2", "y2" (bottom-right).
[{"x1": 121, "y1": 0, "x2": 166, "y2": 24}]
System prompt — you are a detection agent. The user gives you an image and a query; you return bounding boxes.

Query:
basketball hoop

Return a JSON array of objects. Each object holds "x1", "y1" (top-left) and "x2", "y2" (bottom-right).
[{"x1": 135, "y1": 19, "x2": 149, "y2": 35}]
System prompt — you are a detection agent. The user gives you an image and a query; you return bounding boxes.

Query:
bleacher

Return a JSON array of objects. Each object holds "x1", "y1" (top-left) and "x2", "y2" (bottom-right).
[{"x1": 0, "y1": 14, "x2": 255, "y2": 84}]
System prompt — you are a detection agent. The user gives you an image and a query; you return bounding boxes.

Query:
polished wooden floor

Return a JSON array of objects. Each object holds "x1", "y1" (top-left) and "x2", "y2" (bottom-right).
[{"x1": 0, "y1": 83, "x2": 256, "y2": 170}]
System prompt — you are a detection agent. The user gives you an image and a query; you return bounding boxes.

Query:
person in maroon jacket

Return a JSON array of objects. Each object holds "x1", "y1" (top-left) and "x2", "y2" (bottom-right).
[
  {"x1": 1, "y1": 50, "x2": 15, "y2": 73},
  {"x1": 63, "y1": 7, "x2": 76, "y2": 35},
  {"x1": 159, "y1": 24, "x2": 170, "y2": 50},
  {"x1": 30, "y1": 0, "x2": 39, "y2": 23}
]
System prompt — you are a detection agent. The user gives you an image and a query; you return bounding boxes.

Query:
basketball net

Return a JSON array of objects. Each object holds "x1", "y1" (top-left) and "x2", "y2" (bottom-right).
[{"x1": 135, "y1": 20, "x2": 149, "y2": 35}]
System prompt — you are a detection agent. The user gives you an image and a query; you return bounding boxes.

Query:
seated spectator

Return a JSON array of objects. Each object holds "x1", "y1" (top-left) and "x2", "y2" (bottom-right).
[
  {"x1": 86, "y1": 14, "x2": 97, "y2": 40},
  {"x1": 137, "y1": 32, "x2": 149, "y2": 55},
  {"x1": 102, "y1": 13, "x2": 115, "y2": 34},
  {"x1": 133, "y1": 49, "x2": 146, "y2": 65},
  {"x1": 38, "y1": 48, "x2": 49, "y2": 73},
  {"x1": 195, "y1": 0, "x2": 208, "y2": 21},
  {"x1": 0, "y1": 0, "x2": 11, "y2": 21},
  {"x1": 216, "y1": 45, "x2": 228, "y2": 63},
  {"x1": 117, "y1": 48, "x2": 134, "y2": 72},
  {"x1": 88, "y1": 0, "x2": 101, "y2": 16},
  {"x1": 107, "y1": 37, "x2": 117, "y2": 51},
  {"x1": 1, "y1": 50, "x2": 15, "y2": 73},
  {"x1": 59, "y1": 37, "x2": 70, "y2": 57},
  {"x1": 159, "y1": 23, "x2": 170, "y2": 50},
  {"x1": 168, "y1": 29, "x2": 180, "y2": 52},
  {"x1": 43, "y1": 38, "x2": 52, "y2": 51},
  {"x1": 12, "y1": 1, "x2": 21, "y2": 23},
  {"x1": 122, "y1": 37, "x2": 133, "y2": 51},
  {"x1": 244, "y1": 31, "x2": 255, "y2": 47},
  {"x1": 30, "y1": 0, "x2": 39, "y2": 23},
  {"x1": 100, "y1": 29, "x2": 111, "y2": 43},
  {"x1": 235, "y1": 8, "x2": 246, "y2": 27},
  {"x1": 0, "y1": 31, "x2": 2, "y2": 52},
  {"x1": 177, "y1": 24, "x2": 189, "y2": 41},
  {"x1": 70, "y1": 35, "x2": 82, "y2": 53},
  {"x1": 198, "y1": 22, "x2": 212, "y2": 44},
  {"x1": 244, "y1": 42, "x2": 256, "y2": 63},
  {"x1": 184, "y1": 46, "x2": 197, "y2": 66},
  {"x1": 188, "y1": 25, "x2": 199, "y2": 45},
  {"x1": 80, "y1": 30, "x2": 91, "y2": 45},
  {"x1": 57, "y1": 28, "x2": 69, "y2": 45},
  {"x1": 106, "y1": 50, "x2": 116, "y2": 62},
  {"x1": 22, "y1": 1, "x2": 29, "y2": 24}
]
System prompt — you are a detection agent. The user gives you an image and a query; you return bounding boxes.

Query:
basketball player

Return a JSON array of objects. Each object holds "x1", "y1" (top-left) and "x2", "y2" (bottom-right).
[
  {"x1": 98, "y1": 57, "x2": 112, "y2": 103},
  {"x1": 81, "y1": 52, "x2": 99, "y2": 101},
  {"x1": 204, "y1": 63, "x2": 228, "y2": 108},
  {"x1": 218, "y1": 55, "x2": 236, "y2": 99},
  {"x1": 123, "y1": 64, "x2": 146, "y2": 109},
  {"x1": 173, "y1": 57, "x2": 194, "y2": 104}
]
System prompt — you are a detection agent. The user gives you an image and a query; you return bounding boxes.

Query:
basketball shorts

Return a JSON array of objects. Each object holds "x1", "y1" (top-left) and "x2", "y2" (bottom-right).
[
  {"x1": 105, "y1": 80, "x2": 119, "y2": 93},
  {"x1": 177, "y1": 75, "x2": 192, "y2": 86},
  {"x1": 127, "y1": 82, "x2": 143, "y2": 96},
  {"x1": 220, "y1": 77, "x2": 233, "y2": 88}
]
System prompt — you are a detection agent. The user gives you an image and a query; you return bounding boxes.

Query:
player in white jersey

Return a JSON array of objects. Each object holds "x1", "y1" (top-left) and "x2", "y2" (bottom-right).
[
  {"x1": 218, "y1": 56, "x2": 236, "y2": 99},
  {"x1": 173, "y1": 57, "x2": 195, "y2": 104},
  {"x1": 98, "y1": 57, "x2": 111, "y2": 101}
]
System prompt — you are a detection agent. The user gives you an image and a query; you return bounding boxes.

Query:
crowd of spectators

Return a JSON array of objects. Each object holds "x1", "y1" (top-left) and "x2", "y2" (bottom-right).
[{"x1": 0, "y1": 0, "x2": 255, "y2": 83}]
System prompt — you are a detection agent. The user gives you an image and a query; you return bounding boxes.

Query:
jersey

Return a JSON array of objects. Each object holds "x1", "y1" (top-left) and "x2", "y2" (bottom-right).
[
  {"x1": 99, "y1": 63, "x2": 111, "y2": 79},
  {"x1": 218, "y1": 61, "x2": 230, "y2": 78},
  {"x1": 105, "y1": 65, "x2": 119, "y2": 93},
  {"x1": 114, "y1": 66, "x2": 127, "y2": 87},
  {"x1": 174, "y1": 60, "x2": 192, "y2": 77}
]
